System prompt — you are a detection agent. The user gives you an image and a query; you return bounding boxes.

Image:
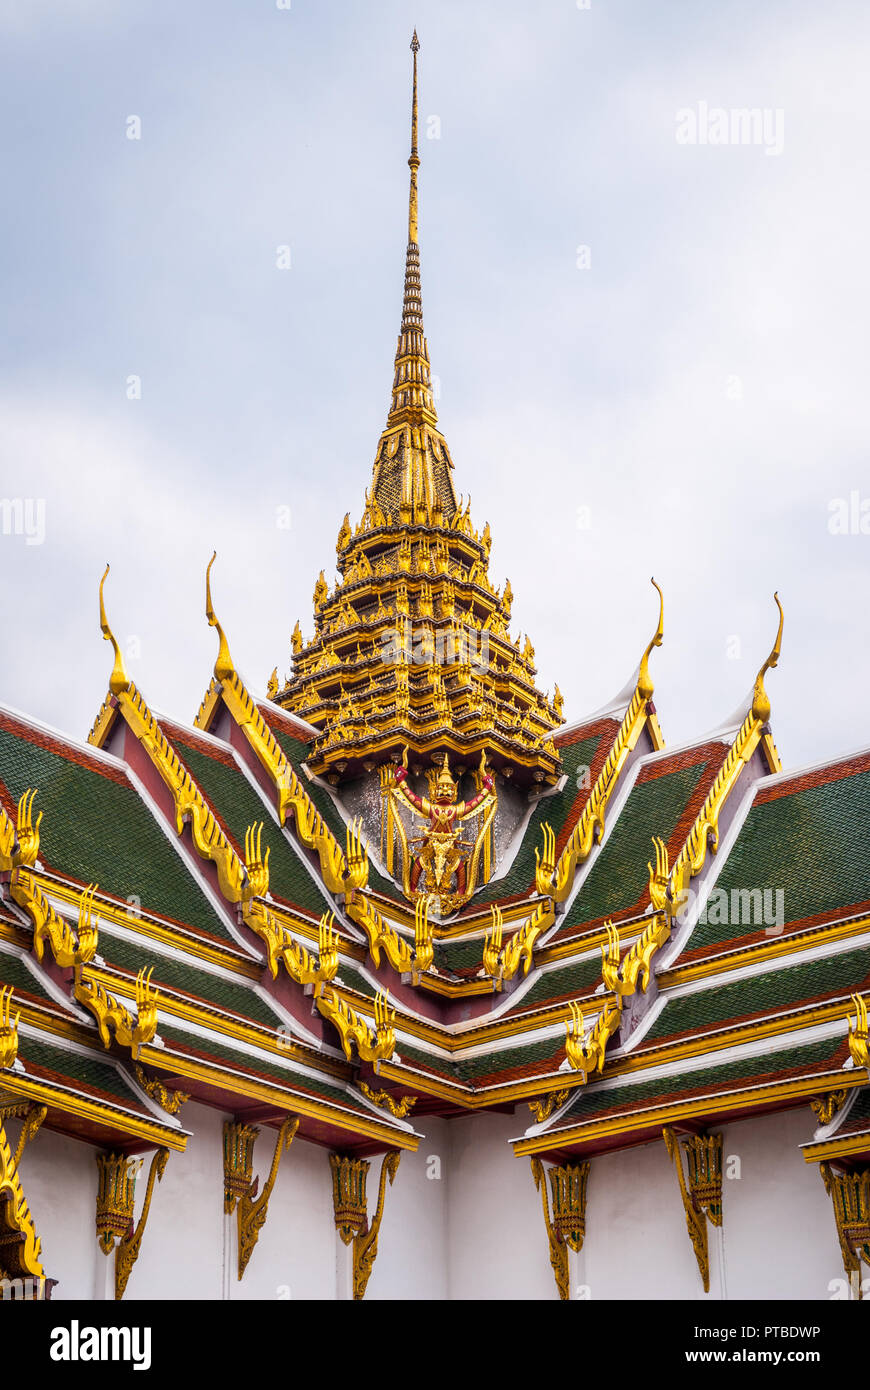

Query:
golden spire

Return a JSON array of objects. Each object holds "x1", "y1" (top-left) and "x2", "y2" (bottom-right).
[
  {"x1": 409, "y1": 30, "x2": 420, "y2": 245},
  {"x1": 384, "y1": 32, "x2": 440, "y2": 436},
  {"x1": 276, "y1": 34, "x2": 563, "y2": 794}
]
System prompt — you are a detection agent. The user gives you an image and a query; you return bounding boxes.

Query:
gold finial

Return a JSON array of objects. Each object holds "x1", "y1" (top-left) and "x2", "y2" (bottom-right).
[
  {"x1": 637, "y1": 577, "x2": 664, "y2": 700},
  {"x1": 205, "y1": 552, "x2": 235, "y2": 682},
  {"x1": 98, "y1": 565, "x2": 131, "y2": 697},
  {"x1": 408, "y1": 31, "x2": 420, "y2": 245},
  {"x1": 751, "y1": 592, "x2": 784, "y2": 724}
]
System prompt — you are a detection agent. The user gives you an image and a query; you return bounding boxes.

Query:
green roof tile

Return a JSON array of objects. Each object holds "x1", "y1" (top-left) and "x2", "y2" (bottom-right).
[
  {"x1": 647, "y1": 945, "x2": 870, "y2": 1041},
  {"x1": 690, "y1": 770, "x2": 870, "y2": 952},
  {"x1": 509, "y1": 956, "x2": 604, "y2": 1011},
  {"x1": 98, "y1": 930, "x2": 283, "y2": 1030},
  {"x1": 171, "y1": 735, "x2": 333, "y2": 918},
  {"x1": 156, "y1": 1022, "x2": 367, "y2": 1111},
  {"x1": 0, "y1": 725, "x2": 231, "y2": 941},
  {"x1": 434, "y1": 936, "x2": 487, "y2": 973},
  {"x1": 558, "y1": 1036, "x2": 841, "y2": 1126},
  {"x1": 571, "y1": 762, "x2": 706, "y2": 925},
  {"x1": 20, "y1": 1036, "x2": 150, "y2": 1111},
  {"x1": 270, "y1": 729, "x2": 398, "y2": 898},
  {"x1": 0, "y1": 950, "x2": 58, "y2": 1005}
]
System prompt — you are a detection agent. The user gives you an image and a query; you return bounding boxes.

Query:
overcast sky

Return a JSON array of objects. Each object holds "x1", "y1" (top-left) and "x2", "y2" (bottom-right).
[{"x1": 1, "y1": 0, "x2": 868, "y2": 773}]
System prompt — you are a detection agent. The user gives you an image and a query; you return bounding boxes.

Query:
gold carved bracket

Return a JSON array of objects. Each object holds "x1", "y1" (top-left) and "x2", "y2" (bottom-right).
[
  {"x1": 133, "y1": 1064, "x2": 189, "y2": 1116},
  {"x1": 359, "y1": 1083, "x2": 416, "y2": 1118},
  {"x1": 531, "y1": 1157, "x2": 589, "y2": 1300},
  {"x1": 663, "y1": 1127, "x2": 723, "y2": 1293},
  {"x1": 329, "y1": 1150, "x2": 402, "y2": 1299},
  {"x1": 810, "y1": 1090, "x2": 848, "y2": 1127},
  {"x1": 0, "y1": 1101, "x2": 47, "y2": 1168},
  {"x1": 224, "y1": 1116, "x2": 299, "y2": 1281},
  {"x1": 821, "y1": 1163, "x2": 870, "y2": 1298},
  {"x1": 0, "y1": 1111, "x2": 45, "y2": 1280},
  {"x1": 95, "y1": 1148, "x2": 169, "y2": 1300}
]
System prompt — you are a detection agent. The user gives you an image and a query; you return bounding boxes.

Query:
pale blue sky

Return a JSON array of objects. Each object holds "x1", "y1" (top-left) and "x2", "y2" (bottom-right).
[{"x1": 1, "y1": 0, "x2": 868, "y2": 770}]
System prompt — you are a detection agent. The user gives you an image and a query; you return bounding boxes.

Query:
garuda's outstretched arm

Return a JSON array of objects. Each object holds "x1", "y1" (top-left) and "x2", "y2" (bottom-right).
[
  {"x1": 394, "y1": 747, "x2": 430, "y2": 816},
  {"x1": 456, "y1": 752, "x2": 495, "y2": 818}
]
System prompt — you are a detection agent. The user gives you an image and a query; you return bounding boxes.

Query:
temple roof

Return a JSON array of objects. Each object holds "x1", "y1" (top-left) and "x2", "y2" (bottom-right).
[{"x1": 0, "y1": 43, "x2": 868, "y2": 1278}]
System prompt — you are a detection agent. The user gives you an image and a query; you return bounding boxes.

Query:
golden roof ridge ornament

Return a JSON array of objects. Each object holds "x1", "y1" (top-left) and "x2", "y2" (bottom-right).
[
  {"x1": 751, "y1": 591, "x2": 783, "y2": 725},
  {"x1": 206, "y1": 551, "x2": 235, "y2": 682},
  {"x1": 99, "y1": 565, "x2": 131, "y2": 697},
  {"x1": 535, "y1": 579, "x2": 665, "y2": 901},
  {"x1": 637, "y1": 576, "x2": 664, "y2": 701}
]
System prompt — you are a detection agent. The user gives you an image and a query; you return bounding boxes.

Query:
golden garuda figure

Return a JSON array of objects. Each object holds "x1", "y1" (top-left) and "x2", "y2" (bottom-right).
[{"x1": 392, "y1": 748, "x2": 496, "y2": 908}]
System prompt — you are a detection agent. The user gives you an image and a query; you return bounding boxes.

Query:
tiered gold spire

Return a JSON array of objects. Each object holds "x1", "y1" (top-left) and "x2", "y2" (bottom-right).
[
  {"x1": 277, "y1": 36, "x2": 562, "y2": 789},
  {"x1": 374, "y1": 30, "x2": 453, "y2": 518}
]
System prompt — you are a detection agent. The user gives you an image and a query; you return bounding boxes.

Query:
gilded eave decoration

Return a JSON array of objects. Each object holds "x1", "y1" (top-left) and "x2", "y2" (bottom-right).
[
  {"x1": 535, "y1": 578, "x2": 665, "y2": 904},
  {"x1": 664, "y1": 1127, "x2": 723, "y2": 1293},
  {"x1": 0, "y1": 1108, "x2": 45, "y2": 1281},
  {"x1": 223, "y1": 1116, "x2": 298, "y2": 1280},
  {"x1": 562, "y1": 595, "x2": 784, "y2": 1087},
  {"x1": 531, "y1": 1157, "x2": 590, "y2": 1301},
  {"x1": 95, "y1": 1148, "x2": 169, "y2": 1300},
  {"x1": 329, "y1": 1149, "x2": 402, "y2": 1299}
]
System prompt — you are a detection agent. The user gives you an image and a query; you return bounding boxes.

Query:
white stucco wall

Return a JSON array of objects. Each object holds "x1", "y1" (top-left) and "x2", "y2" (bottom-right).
[
  {"x1": 14, "y1": 1122, "x2": 101, "y2": 1301},
  {"x1": 716, "y1": 1108, "x2": 845, "y2": 1301},
  {"x1": 8, "y1": 1100, "x2": 849, "y2": 1301},
  {"x1": 445, "y1": 1111, "x2": 556, "y2": 1300},
  {"x1": 125, "y1": 1101, "x2": 225, "y2": 1301},
  {"x1": 366, "y1": 1116, "x2": 449, "y2": 1300}
]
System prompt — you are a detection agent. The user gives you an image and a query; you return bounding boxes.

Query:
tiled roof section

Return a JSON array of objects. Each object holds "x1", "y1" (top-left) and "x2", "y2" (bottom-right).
[
  {"x1": 466, "y1": 727, "x2": 615, "y2": 909},
  {"x1": 156, "y1": 1023, "x2": 371, "y2": 1114},
  {"x1": 396, "y1": 1034, "x2": 565, "y2": 1089},
  {"x1": 756, "y1": 751, "x2": 870, "y2": 805},
  {"x1": 646, "y1": 945, "x2": 870, "y2": 1045},
  {"x1": 565, "y1": 753, "x2": 711, "y2": 930},
  {"x1": 551, "y1": 1035, "x2": 846, "y2": 1131},
  {"x1": 267, "y1": 722, "x2": 398, "y2": 899},
  {"x1": 453, "y1": 1034, "x2": 564, "y2": 1086},
  {"x1": 166, "y1": 725, "x2": 333, "y2": 918},
  {"x1": 96, "y1": 930, "x2": 285, "y2": 1031},
  {"x1": 432, "y1": 935, "x2": 488, "y2": 975},
  {"x1": 17, "y1": 1034, "x2": 156, "y2": 1118},
  {"x1": 685, "y1": 763, "x2": 870, "y2": 959},
  {"x1": 394, "y1": 1040, "x2": 460, "y2": 1083},
  {"x1": 257, "y1": 701, "x2": 315, "y2": 748},
  {"x1": 504, "y1": 956, "x2": 606, "y2": 1014},
  {"x1": 334, "y1": 962, "x2": 378, "y2": 999},
  {"x1": 0, "y1": 714, "x2": 232, "y2": 942},
  {"x1": 0, "y1": 948, "x2": 61, "y2": 1007}
]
